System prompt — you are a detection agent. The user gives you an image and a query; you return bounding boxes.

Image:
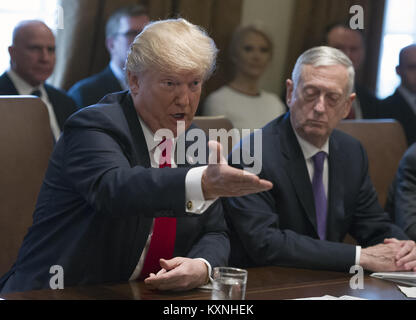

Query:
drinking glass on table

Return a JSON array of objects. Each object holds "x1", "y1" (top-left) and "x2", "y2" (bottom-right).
[{"x1": 211, "y1": 267, "x2": 248, "y2": 300}]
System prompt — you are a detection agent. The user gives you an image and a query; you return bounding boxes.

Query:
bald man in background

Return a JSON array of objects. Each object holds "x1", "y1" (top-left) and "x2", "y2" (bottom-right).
[
  {"x1": 380, "y1": 44, "x2": 416, "y2": 145},
  {"x1": 325, "y1": 23, "x2": 380, "y2": 119},
  {"x1": 0, "y1": 20, "x2": 78, "y2": 141}
]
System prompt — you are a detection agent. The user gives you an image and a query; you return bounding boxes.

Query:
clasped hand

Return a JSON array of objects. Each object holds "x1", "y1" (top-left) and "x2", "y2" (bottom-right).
[{"x1": 360, "y1": 238, "x2": 416, "y2": 272}]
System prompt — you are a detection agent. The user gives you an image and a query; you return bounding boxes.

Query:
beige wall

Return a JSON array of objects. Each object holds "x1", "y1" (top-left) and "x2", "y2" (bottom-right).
[{"x1": 241, "y1": 0, "x2": 294, "y2": 97}]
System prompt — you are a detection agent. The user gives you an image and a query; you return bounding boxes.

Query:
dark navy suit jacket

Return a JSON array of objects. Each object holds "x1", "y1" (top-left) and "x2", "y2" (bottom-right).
[
  {"x1": 0, "y1": 72, "x2": 78, "y2": 130},
  {"x1": 68, "y1": 65, "x2": 123, "y2": 108},
  {"x1": 380, "y1": 89, "x2": 416, "y2": 146},
  {"x1": 224, "y1": 113, "x2": 408, "y2": 271},
  {"x1": 0, "y1": 91, "x2": 229, "y2": 293}
]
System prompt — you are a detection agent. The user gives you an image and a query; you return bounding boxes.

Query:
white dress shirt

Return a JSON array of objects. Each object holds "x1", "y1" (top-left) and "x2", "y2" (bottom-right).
[
  {"x1": 129, "y1": 117, "x2": 215, "y2": 280},
  {"x1": 7, "y1": 69, "x2": 61, "y2": 141},
  {"x1": 293, "y1": 129, "x2": 361, "y2": 265}
]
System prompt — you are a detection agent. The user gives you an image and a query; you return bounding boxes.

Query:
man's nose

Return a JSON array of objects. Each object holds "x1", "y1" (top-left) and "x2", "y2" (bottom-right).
[
  {"x1": 175, "y1": 85, "x2": 190, "y2": 107},
  {"x1": 313, "y1": 94, "x2": 326, "y2": 113}
]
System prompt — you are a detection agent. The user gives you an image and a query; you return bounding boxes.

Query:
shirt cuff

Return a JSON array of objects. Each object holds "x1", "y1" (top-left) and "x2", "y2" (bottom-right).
[
  {"x1": 196, "y1": 258, "x2": 213, "y2": 285},
  {"x1": 355, "y1": 245, "x2": 361, "y2": 265},
  {"x1": 185, "y1": 166, "x2": 217, "y2": 214}
]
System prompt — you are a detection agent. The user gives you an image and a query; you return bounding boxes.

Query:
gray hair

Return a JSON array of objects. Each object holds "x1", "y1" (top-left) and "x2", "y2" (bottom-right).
[
  {"x1": 292, "y1": 46, "x2": 355, "y2": 94},
  {"x1": 105, "y1": 4, "x2": 149, "y2": 39},
  {"x1": 126, "y1": 18, "x2": 218, "y2": 81}
]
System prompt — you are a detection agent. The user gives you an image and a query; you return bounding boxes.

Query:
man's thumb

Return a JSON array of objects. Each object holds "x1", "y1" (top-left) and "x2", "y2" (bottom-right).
[{"x1": 208, "y1": 140, "x2": 226, "y2": 165}]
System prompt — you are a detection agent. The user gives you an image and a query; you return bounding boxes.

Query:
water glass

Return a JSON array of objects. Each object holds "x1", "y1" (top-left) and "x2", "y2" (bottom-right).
[{"x1": 211, "y1": 267, "x2": 248, "y2": 300}]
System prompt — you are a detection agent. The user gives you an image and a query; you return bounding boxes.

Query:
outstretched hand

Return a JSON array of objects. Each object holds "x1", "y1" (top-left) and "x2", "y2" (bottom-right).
[{"x1": 201, "y1": 140, "x2": 273, "y2": 200}]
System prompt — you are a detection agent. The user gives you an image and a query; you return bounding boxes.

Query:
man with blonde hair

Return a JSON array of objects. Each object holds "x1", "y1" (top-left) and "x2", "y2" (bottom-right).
[{"x1": 0, "y1": 18, "x2": 272, "y2": 293}]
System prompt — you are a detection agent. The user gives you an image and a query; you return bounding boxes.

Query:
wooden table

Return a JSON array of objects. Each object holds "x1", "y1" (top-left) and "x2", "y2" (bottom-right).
[{"x1": 0, "y1": 266, "x2": 412, "y2": 300}]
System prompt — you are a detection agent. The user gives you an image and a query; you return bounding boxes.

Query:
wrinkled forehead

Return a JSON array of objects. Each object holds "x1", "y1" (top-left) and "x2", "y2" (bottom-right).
[{"x1": 299, "y1": 64, "x2": 349, "y2": 92}]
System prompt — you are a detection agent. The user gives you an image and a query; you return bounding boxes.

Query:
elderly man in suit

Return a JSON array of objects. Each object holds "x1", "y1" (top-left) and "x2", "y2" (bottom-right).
[
  {"x1": 225, "y1": 46, "x2": 416, "y2": 273},
  {"x1": 0, "y1": 18, "x2": 272, "y2": 294},
  {"x1": 380, "y1": 44, "x2": 416, "y2": 145},
  {"x1": 0, "y1": 20, "x2": 78, "y2": 141},
  {"x1": 68, "y1": 4, "x2": 150, "y2": 108}
]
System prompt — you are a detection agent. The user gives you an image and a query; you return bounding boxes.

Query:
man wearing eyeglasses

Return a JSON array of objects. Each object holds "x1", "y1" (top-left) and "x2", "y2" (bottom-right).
[
  {"x1": 68, "y1": 4, "x2": 150, "y2": 108},
  {"x1": 225, "y1": 46, "x2": 416, "y2": 273}
]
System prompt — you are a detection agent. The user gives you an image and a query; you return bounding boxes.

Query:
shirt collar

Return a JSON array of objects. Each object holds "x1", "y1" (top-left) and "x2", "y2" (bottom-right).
[
  {"x1": 398, "y1": 85, "x2": 416, "y2": 110},
  {"x1": 109, "y1": 61, "x2": 128, "y2": 90},
  {"x1": 293, "y1": 127, "x2": 329, "y2": 160},
  {"x1": 138, "y1": 116, "x2": 177, "y2": 153},
  {"x1": 7, "y1": 69, "x2": 44, "y2": 95}
]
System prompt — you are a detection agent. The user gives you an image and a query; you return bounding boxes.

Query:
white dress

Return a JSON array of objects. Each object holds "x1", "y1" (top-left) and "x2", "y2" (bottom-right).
[{"x1": 202, "y1": 86, "x2": 286, "y2": 139}]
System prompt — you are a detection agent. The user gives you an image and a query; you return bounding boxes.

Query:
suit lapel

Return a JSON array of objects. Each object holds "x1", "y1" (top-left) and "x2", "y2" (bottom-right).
[
  {"x1": 280, "y1": 116, "x2": 318, "y2": 233},
  {"x1": 104, "y1": 66, "x2": 123, "y2": 93},
  {"x1": 119, "y1": 92, "x2": 154, "y2": 275},
  {"x1": 326, "y1": 132, "x2": 346, "y2": 241},
  {"x1": 120, "y1": 93, "x2": 151, "y2": 168},
  {"x1": 0, "y1": 72, "x2": 19, "y2": 95}
]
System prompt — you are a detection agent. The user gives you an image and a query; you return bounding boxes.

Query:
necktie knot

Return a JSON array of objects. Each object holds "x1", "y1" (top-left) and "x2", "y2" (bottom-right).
[{"x1": 158, "y1": 138, "x2": 173, "y2": 168}]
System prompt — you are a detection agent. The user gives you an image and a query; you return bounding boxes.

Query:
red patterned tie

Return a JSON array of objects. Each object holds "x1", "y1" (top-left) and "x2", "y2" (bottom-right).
[{"x1": 139, "y1": 139, "x2": 176, "y2": 279}]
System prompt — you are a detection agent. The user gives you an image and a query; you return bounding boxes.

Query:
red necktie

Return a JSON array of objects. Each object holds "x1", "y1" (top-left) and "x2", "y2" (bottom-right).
[{"x1": 139, "y1": 139, "x2": 176, "y2": 279}]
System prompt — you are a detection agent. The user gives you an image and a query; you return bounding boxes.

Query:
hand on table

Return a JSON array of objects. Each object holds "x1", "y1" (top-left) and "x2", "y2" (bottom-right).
[
  {"x1": 144, "y1": 257, "x2": 208, "y2": 291},
  {"x1": 360, "y1": 238, "x2": 416, "y2": 272}
]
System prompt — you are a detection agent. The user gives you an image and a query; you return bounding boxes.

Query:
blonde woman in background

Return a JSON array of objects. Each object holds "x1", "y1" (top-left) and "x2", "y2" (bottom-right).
[{"x1": 203, "y1": 24, "x2": 286, "y2": 139}]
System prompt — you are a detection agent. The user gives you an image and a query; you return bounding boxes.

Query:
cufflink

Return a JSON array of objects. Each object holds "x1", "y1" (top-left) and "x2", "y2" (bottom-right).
[{"x1": 186, "y1": 201, "x2": 193, "y2": 210}]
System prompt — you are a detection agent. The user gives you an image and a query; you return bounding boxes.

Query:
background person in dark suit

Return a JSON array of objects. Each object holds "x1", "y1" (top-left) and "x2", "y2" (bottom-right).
[
  {"x1": 0, "y1": 20, "x2": 78, "y2": 141},
  {"x1": 225, "y1": 46, "x2": 416, "y2": 273},
  {"x1": 325, "y1": 23, "x2": 380, "y2": 119},
  {"x1": 380, "y1": 44, "x2": 416, "y2": 146},
  {"x1": 0, "y1": 18, "x2": 272, "y2": 294},
  {"x1": 385, "y1": 143, "x2": 416, "y2": 241},
  {"x1": 68, "y1": 4, "x2": 150, "y2": 108}
]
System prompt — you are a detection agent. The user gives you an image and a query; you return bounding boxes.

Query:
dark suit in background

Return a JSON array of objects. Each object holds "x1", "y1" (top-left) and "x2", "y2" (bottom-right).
[
  {"x1": 355, "y1": 84, "x2": 381, "y2": 118},
  {"x1": 0, "y1": 72, "x2": 78, "y2": 129},
  {"x1": 0, "y1": 91, "x2": 229, "y2": 293},
  {"x1": 380, "y1": 89, "x2": 416, "y2": 146},
  {"x1": 68, "y1": 65, "x2": 123, "y2": 108},
  {"x1": 225, "y1": 113, "x2": 408, "y2": 271},
  {"x1": 385, "y1": 143, "x2": 416, "y2": 241}
]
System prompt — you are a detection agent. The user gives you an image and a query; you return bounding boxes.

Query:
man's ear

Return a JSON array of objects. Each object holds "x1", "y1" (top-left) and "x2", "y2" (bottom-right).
[
  {"x1": 8, "y1": 46, "x2": 15, "y2": 60},
  {"x1": 342, "y1": 93, "x2": 356, "y2": 118},
  {"x1": 127, "y1": 71, "x2": 139, "y2": 95},
  {"x1": 105, "y1": 37, "x2": 114, "y2": 54},
  {"x1": 396, "y1": 65, "x2": 402, "y2": 77},
  {"x1": 286, "y1": 79, "x2": 294, "y2": 106}
]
